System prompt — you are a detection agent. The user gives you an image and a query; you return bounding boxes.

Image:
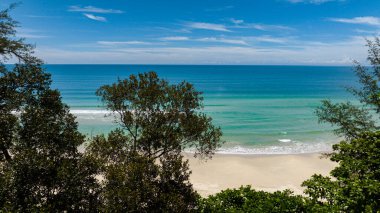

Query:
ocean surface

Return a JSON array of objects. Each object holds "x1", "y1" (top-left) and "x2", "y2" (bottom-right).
[{"x1": 46, "y1": 65, "x2": 357, "y2": 154}]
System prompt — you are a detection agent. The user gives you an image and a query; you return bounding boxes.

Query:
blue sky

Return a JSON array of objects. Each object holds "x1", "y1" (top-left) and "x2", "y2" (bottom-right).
[{"x1": 2, "y1": 0, "x2": 380, "y2": 64}]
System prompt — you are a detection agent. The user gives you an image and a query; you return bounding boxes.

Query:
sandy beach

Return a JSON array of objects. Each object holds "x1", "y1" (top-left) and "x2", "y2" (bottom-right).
[{"x1": 186, "y1": 153, "x2": 336, "y2": 197}]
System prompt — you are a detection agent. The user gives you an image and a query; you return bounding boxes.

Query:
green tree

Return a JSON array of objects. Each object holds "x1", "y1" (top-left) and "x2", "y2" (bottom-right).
[
  {"x1": 0, "y1": 6, "x2": 100, "y2": 212},
  {"x1": 96, "y1": 72, "x2": 223, "y2": 159},
  {"x1": 1, "y1": 4, "x2": 50, "y2": 162},
  {"x1": 87, "y1": 130, "x2": 199, "y2": 212},
  {"x1": 197, "y1": 186, "x2": 311, "y2": 213},
  {"x1": 303, "y1": 38, "x2": 380, "y2": 212},
  {"x1": 302, "y1": 131, "x2": 380, "y2": 212},
  {"x1": 315, "y1": 38, "x2": 380, "y2": 140},
  {"x1": 87, "y1": 71, "x2": 222, "y2": 211}
]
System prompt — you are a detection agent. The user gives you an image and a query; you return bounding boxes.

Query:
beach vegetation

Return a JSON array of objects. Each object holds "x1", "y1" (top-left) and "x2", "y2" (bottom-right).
[
  {"x1": 303, "y1": 131, "x2": 380, "y2": 212},
  {"x1": 199, "y1": 39, "x2": 380, "y2": 212},
  {"x1": 86, "y1": 130, "x2": 200, "y2": 212},
  {"x1": 3, "y1": 3, "x2": 380, "y2": 212},
  {"x1": 197, "y1": 186, "x2": 311, "y2": 212},
  {"x1": 86, "y1": 71, "x2": 223, "y2": 211},
  {"x1": 302, "y1": 38, "x2": 380, "y2": 212},
  {"x1": 316, "y1": 38, "x2": 380, "y2": 139},
  {"x1": 95, "y1": 71, "x2": 223, "y2": 160},
  {"x1": 0, "y1": 5, "x2": 100, "y2": 212}
]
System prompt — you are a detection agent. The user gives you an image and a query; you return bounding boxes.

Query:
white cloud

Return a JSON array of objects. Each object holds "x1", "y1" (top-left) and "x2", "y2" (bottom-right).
[
  {"x1": 253, "y1": 36, "x2": 289, "y2": 43},
  {"x1": 97, "y1": 41, "x2": 151, "y2": 45},
  {"x1": 252, "y1": 24, "x2": 292, "y2": 31},
  {"x1": 160, "y1": 36, "x2": 190, "y2": 41},
  {"x1": 159, "y1": 36, "x2": 248, "y2": 45},
  {"x1": 35, "y1": 37, "x2": 367, "y2": 65},
  {"x1": 329, "y1": 16, "x2": 380, "y2": 26},
  {"x1": 83, "y1": 14, "x2": 107, "y2": 22},
  {"x1": 354, "y1": 29, "x2": 380, "y2": 35},
  {"x1": 186, "y1": 22, "x2": 231, "y2": 32},
  {"x1": 196, "y1": 37, "x2": 248, "y2": 45},
  {"x1": 69, "y1": 6, "x2": 123, "y2": 14},
  {"x1": 232, "y1": 22, "x2": 293, "y2": 31}
]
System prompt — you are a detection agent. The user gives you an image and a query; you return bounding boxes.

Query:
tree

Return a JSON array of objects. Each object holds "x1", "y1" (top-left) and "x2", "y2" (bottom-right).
[
  {"x1": 1, "y1": 3, "x2": 50, "y2": 162},
  {"x1": 303, "y1": 38, "x2": 380, "y2": 212},
  {"x1": 87, "y1": 71, "x2": 223, "y2": 211},
  {"x1": 315, "y1": 38, "x2": 380, "y2": 140},
  {"x1": 0, "y1": 3, "x2": 40, "y2": 64},
  {"x1": 96, "y1": 71, "x2": 223, "y2": 159},
  {"x1": 197, "y1": 186, "x2": 311, "y2": 212},
  {"x1": 0, "y1": 6, "x2": 100, "y2": 212},
  {"x1": 302, "y1": 131, "x2": 380, "y2": 212},
  {"x1": 87, "y1": 130, "x2": 199, "y2": 212}
]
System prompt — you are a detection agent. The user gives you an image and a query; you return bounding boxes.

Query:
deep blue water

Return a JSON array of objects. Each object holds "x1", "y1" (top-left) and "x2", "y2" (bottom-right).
[{"x1": 46, "y1": 65, "x2": 356, "y2": 154}]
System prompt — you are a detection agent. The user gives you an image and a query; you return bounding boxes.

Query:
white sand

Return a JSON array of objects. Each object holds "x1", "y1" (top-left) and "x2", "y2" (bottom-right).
[{"x1": 186, "y1": 153, "x2": 336, "y2": 197}]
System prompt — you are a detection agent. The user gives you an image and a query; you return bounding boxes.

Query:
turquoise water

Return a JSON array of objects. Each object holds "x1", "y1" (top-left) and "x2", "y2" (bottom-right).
[{"x1": 47, "y1": 65, "x2": 356, "y2": 154}]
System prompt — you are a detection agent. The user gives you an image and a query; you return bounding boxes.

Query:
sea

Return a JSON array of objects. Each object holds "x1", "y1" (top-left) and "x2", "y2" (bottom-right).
[{"x1": 47, "y1": 65, "x2": 357, "y2": 154}]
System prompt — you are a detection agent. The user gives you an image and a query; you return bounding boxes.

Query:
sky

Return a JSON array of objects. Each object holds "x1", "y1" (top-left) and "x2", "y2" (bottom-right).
[{"x1": 2, "y1": 0, "x2": 380, "y2": 65}]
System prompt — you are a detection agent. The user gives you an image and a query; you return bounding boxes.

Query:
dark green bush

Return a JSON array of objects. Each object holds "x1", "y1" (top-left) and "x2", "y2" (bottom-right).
[
  {"x1": 303, "y1": 131, "x2": 380, "y2": 212},
  {"x1": 197, "y1": 186, "x2": 311, "y2": 212}
]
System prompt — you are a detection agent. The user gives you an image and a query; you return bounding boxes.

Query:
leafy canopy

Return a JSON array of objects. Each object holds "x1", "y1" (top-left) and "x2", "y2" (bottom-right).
[
  {"x1": 316, "y1": 38, "x2": 380, "y2": 140},
  {"x1": 197, "y1": 186, "x2": 311, "y2": 213},
  {"x1": 0, "y1": 5, "x2": 99, "y2": 212},
  {"x1": 96, "y1": 71, "x2": 223, "y2": 159},
  {"x1": 303, "y1": 38, "x2": 380, "y2": 212},
  {"x1": 87, "y1": 71, "x2": 223, "y2": 212},
  {"x1": 303, "y1": 131, "x2": 380, "y2": 212}
]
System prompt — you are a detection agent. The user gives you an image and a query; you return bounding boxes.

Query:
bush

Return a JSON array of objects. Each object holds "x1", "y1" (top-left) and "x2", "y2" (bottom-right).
[
  {"x1": 303, "y1": 131, "x2": 380, "y2": 212},
  {"x1": 197, "y1": 186, "x2": 310, "y2": 212}
]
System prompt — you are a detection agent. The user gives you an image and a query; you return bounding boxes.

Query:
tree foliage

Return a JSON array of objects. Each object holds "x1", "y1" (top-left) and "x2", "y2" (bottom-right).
[
  {"x1": 87, "y1": 71, "x2": 223, "y2": 212},
  {"x1": 96, "y1": 71, "x2": 223, "y2": 159},
  {"x1": 87, "y1": 130, "x2": 199, "y2": 212},
  {"x1": 304, "y1": 38, "x2": 380, "y2": 212},
  {"x1": 0, "y1": 6, "x2": 99, "y2": 212},
  {"x1": 0, "y1": 3, "x2": 41, "y2": 64},
  {"x1": 197, "y1": 186, "x2": 311, "y2": 213},
  {"x1": 1, "y1": 6, "x2": 223, "y2": 211},
  {"x1": 303, "y1": 131, "x2": 380, "y2": 212},
  {"x1": 315, "y1": 38, "x2": 380, "y2": 140}
]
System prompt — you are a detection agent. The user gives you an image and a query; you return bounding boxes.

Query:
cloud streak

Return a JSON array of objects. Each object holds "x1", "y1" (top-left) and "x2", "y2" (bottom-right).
[
  {"x1": 83, "y1": 14, "x2": 107, "y2": 22},
  {"x1": 160, "y1": 36, "x2": 190, "y2": 41},
  {"x1": 329, "y1": 16, "x2": 380, "y2": 26},
  {"x1": 196, "y1": 37, "x2": 248, "y2": 45},
  {"x1": 98, "y1": 41, "x2": 151, "y2": 45},
  {"x1": 69, "y1": 6, "x2": 124, "y2": 14},
  {"x1": 35, "y1": 37, "x2": 367, "y2": 65},
  {"x1": 253, "y1": 36, "x2": 289, "y2": 43},
  {"x1": 229, "y1": 19, "x2": 293, "y2": 31},
  {"x1": 245, "y1": 24, "x2": 292, "y2": 31},
  {"x1": 186, "y1": 22, "x2": 231, "y2": 32}
]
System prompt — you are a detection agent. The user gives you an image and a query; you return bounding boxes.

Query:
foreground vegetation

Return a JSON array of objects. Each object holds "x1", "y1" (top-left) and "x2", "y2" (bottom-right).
[
  {"x1": 1, "y1": 5, "x2": 380, "y2": 212},
  {"x1": 199, "y1": 131, "x2": 380, "y2": 212}
]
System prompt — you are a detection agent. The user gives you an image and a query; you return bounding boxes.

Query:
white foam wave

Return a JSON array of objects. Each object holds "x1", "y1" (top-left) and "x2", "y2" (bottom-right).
[
  {"x1": 213, "y1": 142, "x2": 334, "y2": 155},
  {"x1": 278, "y1": 139, "x2": 292, "y2": 143}
]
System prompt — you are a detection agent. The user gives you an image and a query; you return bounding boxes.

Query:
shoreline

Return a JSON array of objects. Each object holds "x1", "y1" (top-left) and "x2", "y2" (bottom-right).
[{"x1": 185, "y1": 152, "x2": 336, "y2": 197}]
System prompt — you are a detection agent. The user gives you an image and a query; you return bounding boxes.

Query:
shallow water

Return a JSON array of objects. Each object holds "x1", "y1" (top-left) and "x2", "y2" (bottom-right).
[{"x1": 47, "y1": 65, "x2": 356, "y2": 154}]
